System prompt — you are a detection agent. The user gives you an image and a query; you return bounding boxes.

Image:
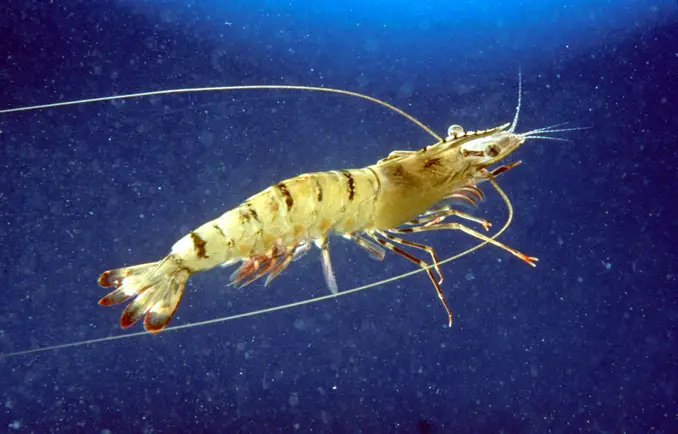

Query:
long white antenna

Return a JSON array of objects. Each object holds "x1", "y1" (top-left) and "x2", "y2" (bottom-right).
[
  {"x1": 509, "y1": 67, "x2": 522, "y2": 133},
  {"x1": 0, "y1": 85, "x2": 443, "y2": 141}
]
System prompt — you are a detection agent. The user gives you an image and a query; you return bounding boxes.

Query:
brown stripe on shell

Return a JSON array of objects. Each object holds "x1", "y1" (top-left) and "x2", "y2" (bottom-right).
[
  {"x1": 275, "y1": 182, "x2": 294, "y2": 211},
  {"x1": 423, "y1": 157, "x2": 442, "y2": 169},
  {"x1": 238, "y1": 209, "x2": 251, "y2": 223},
  {"x1": 212, "y1": 224, "x2": 235, "y2": 248},
  {"x1": 341, "y1": 170, "x2": 356, "y2": 201},
  {"x1": 190, "y1": 232, "x2": 209, "y2": 258},
  {"x1": 314, "y1": 177, "x2": 323, "y2": 202},
  {"x1": 246, "y1": 203, "x2": 259, "y2": 221},
  {"x1": 461, "y1": 149, "x2": 485, "y2": 158},
  {"x1": 213, "y1": 224, "x2": 226, "y2": 238}
]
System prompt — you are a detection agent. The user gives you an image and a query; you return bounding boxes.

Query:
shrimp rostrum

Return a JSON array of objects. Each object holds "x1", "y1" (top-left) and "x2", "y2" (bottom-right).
[{"x1": 96, "y1": 84, "x2": 578, "y2": 333}]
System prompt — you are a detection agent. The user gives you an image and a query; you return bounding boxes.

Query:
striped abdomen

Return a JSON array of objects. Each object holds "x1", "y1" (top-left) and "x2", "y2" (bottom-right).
[
  {"x1": 238, "y1": 168, "x2": 381, "y2": 251},
  {"x1": 172, "y1": 167, "x2": 381, "y2": 272}
]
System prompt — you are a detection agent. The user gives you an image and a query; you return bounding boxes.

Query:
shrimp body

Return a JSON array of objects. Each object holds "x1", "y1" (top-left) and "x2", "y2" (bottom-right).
[
  {"x1": 98, "y1": 122, "x2": 537, "y2": 333},
  {"x1": 96, "y1": 78, "x2": 583, "y2": 334},
  {"x1": 0, "y1": 78, "x2": 587, "y2": 362}
]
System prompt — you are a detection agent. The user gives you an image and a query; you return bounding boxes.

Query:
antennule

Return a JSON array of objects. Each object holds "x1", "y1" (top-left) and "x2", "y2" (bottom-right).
[{"x1": 509, "y1": 67, "x2": 522, "y2": 133}]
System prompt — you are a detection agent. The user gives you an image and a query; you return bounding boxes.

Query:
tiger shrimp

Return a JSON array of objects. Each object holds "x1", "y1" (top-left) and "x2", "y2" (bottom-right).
[
  {"x1": 0, "y1": 80, "x2": 582, "y2": 338},
  {"x1": 95, "y1": 82, "x2": 583, "y2": 334}
]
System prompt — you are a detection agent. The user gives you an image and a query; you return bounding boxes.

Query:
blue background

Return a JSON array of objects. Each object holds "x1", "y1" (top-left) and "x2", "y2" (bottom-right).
[{"x1": 1, "y1": 0, "x2": 677, "y2": 432}]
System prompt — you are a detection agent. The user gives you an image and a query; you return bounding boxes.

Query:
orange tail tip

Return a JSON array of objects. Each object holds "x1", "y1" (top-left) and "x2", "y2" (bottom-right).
[{"x1": 98, "y1": 256, "x2": 191, "y2": 333}]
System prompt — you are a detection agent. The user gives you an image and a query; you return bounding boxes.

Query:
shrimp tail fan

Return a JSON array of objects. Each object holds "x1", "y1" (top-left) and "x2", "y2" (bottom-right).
[{"x1": 97, "y1": 256, "x2": 191, "y2": 333}]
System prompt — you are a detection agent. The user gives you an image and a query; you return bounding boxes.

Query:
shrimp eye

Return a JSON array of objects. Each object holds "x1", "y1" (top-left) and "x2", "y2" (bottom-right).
[{"x1": 486, "y1": 144, "x2": 500, "y2": 158}]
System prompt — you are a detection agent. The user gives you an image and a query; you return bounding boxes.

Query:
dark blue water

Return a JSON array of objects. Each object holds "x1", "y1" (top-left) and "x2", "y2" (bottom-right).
[{"x1": 1, "y1": 1, "x2": 677, "y2": 432}]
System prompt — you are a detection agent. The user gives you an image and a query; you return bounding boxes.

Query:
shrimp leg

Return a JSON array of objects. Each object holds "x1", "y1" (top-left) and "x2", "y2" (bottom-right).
[
  {"x1": 349, "y1": 234, "x2": 386, "y2": 261},
  {"x1": 393, "y1": 223, "x2": 538, "y2": 266},
  {"x1": 366, "y1": 231, "x2": 454, "y2": 327},
  {"x1": 442, "y1": 186, "x2": 485, "y2": 208},
  {"x1": 488, "y1": 161, "x2": 522, "y2": 178},
  {"x1": 375, "y1": 230, "x2": 444, "y2": 284},
  {"x1": 264, "y1": 252, "x2": 295, "y2": 287},
  {"x1": 318, "y1": 238, "x2": 338, "y2": 294},
  {"x1": 404, "y1": 206, "x2": 492, "y2": 230},
  {"x1": 444, "y1": 186, "x2": 485, "y2": 202},
  {"x1": 237, "y1": 256, "x2": 282, "y2": 288}
]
